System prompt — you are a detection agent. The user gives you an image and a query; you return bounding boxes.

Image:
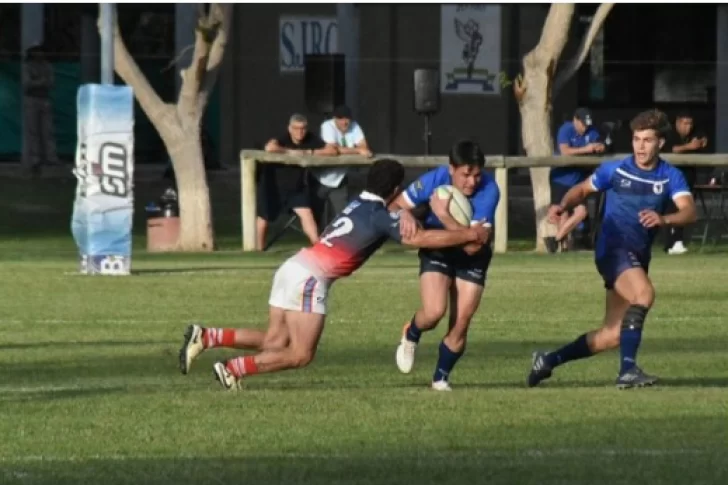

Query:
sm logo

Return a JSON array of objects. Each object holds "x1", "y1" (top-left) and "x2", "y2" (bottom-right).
[{"x1": 279, "y1": 16, "x2": 338, "y2": 73}]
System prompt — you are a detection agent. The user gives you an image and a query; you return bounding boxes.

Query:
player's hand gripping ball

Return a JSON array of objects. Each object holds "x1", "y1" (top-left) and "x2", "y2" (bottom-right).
[{"x1": 434, "y1": 185, "x2": 473, "y2": 226}]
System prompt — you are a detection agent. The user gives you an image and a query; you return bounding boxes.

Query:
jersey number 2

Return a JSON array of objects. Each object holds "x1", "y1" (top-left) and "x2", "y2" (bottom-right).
[{"x1": 320, "y1": 217, "x2": 354, "y2": 248}]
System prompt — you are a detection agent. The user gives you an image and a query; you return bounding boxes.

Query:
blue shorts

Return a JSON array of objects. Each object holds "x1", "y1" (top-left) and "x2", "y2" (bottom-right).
[{"x1": 595, "y1": 249, "x2": 650, "y2": 290}]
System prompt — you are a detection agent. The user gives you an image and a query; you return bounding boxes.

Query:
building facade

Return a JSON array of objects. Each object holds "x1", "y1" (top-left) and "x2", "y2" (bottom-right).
[{"x1": 1, "y1": 4, "x2": 721, "y2": 165}]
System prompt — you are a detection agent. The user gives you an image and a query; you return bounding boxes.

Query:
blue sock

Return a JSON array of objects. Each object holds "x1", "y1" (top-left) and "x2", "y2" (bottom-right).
[
  {"x1": 405, "y1": 315, "x2": 423, "y2": 344},
  {"x1": 432, "y1": 341, "x2": 464, "y2": 382},
  {"x1": 545, "y1": 333, "x2": 593, "y2": 368},
  {"x1": 620, "y1": 305, "x2": 649, "y2": 375}
]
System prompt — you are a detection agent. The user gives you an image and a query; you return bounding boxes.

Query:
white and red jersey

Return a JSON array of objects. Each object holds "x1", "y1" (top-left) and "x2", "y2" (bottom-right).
[{"x1": 294, "y1": 191, "x2": 403, "y2": 280}]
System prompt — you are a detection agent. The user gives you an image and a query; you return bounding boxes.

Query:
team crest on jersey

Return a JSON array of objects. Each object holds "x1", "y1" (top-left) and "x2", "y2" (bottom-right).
[
  {"x1": 653, "y1": 182, "x2": 664, "y2": 195},
  {"x1": 412, "y1": 180, "x2": 423, "y2": 195}
]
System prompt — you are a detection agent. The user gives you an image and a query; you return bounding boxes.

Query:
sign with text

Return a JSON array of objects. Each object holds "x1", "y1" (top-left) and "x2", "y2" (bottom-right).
[
  {"x1": 71, "y1": 84, "x2": 135, "y2": 275},
  {"x1": 279, "y1": 16, "x2": 338, "y2": 73},
  {"x1": 440, "y1": 4, "x2": 502, "y2": 95}
]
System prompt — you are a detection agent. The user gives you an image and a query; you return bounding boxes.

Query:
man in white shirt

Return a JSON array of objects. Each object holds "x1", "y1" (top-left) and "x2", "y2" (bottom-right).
[{"x1": 315, "y1": 105, "x2": 373, "y2": 216}]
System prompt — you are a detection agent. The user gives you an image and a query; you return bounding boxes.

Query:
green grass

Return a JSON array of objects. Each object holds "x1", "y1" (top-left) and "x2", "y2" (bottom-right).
[{"x1": 1, "y1": 243, "x2": 727, "y2": 485}]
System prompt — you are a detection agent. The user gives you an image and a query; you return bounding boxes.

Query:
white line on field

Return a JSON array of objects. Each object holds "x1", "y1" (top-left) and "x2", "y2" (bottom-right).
[{"x1": 0, "y1": 448, "x2": 716, "y2": 464}]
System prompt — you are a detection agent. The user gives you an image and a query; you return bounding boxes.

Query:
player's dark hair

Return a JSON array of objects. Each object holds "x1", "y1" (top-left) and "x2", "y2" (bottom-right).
[
  {"x1": 449, "y1": 139, "x2": 486, "y2": 168},
  {"x1": 630, "y1": 109, "x2": 671, "y2": 138},
  {"x1": 365, "y1": 158, "x2": 405, "y2": 198}
]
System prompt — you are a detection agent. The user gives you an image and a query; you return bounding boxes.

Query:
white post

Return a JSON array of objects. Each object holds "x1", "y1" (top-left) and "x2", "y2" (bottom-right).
[
  {"x1": 494, "y1": 167, "x2": 509, "y2": 254},
  {"x1": 242, "y1": 157, "x2": 258, "y2": 251},
  {"x1": 99, "y1": 4, "x2": 115, "y2": 85}
]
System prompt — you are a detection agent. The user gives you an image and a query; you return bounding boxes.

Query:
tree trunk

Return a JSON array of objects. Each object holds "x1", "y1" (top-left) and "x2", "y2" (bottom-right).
[
  {"x1": 519, "y1": 54, "x2": 557, "y2": 252},
  {"x1": 514, "y1": 4, "x2": 613, "y2": 252},
  {"x1": 168, "y1": 129, "x2": 215, "y2": 251}
]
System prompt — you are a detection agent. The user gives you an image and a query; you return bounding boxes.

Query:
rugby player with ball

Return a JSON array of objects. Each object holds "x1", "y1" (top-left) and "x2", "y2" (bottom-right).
[{"x1": 389, "y1": 139, "x2": 501, "y2": 390}]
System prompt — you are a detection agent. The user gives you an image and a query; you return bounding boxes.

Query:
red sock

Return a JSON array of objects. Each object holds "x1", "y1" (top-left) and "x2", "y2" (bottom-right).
[
  {"x1": 226, "y1": 356, "x2": 258, "y2": 378},
  {"x1": 202, "y1": 328, "x2": 236, "y2": 348}
]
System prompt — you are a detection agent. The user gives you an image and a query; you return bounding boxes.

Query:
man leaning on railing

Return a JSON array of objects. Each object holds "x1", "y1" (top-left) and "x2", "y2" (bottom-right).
[{"x1": 258, "y1": 114, "x2": 337, "y2": 250}]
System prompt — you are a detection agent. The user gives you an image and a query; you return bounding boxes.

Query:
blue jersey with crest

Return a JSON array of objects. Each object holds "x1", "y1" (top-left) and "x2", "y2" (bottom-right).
[
  {"x1": 402, "y1": 165, "x2": 500, "y2": 228},
  {"x1": 591, "y1": 156, "x2": 691, "y2": 260}
]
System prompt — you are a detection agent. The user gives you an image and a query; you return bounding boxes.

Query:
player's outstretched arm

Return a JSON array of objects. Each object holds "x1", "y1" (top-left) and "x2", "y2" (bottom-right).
[{"x1": 401, "y1": 225, "x2": 486, "y2": 250}]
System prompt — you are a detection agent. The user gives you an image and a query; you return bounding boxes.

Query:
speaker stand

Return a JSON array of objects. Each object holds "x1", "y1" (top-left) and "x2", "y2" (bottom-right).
[{"x1": 422, "y1": 113, "x2": 433, "y2": 155}]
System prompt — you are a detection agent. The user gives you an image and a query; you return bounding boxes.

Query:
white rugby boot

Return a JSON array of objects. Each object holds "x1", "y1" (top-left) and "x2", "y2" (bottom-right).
[
  {"x1": 213, "y1": 362, "x2": 242, "y2": 390},
  {"x1": 179, "y1": 324, "x2": 205, "y2": 375},
  {"x1": 396, "y1": 322, "x2": 418, "y2": 374},
  {"x1": 431, "y1": 380, "x2": 452, "y2": 392}
]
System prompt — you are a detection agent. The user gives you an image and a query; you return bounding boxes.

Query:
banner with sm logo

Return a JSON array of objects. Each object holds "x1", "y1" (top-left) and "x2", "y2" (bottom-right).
[{"x1": 71, "y1": 84, "x2": 135, "y2": 275}]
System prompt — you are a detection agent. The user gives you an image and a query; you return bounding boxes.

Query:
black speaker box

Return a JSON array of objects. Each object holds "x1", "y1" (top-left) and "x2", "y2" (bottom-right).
[
  {"x1": 304, "y1": 54, "x2": 346, "y2": 115},
  {"x1": 413, "y1": 68, "x2": 440, "y2": 114}
]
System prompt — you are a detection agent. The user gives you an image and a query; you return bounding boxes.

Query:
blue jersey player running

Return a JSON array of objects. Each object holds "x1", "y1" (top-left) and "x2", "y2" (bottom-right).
[
  {"x1": 390, "y1": 140, "x2": 501, "y2": 390},
  {"x1": 177, "y1": 159, "x2": 489, "y2": 390},
  {"x1": 528, "y1": 109, "x2": 697, "y2": 389}
]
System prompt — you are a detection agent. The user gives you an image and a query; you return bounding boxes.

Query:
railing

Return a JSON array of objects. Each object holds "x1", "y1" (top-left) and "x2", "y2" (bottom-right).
[{"x1": 239, "y1": 150, "x2": 728, "y2": 253}]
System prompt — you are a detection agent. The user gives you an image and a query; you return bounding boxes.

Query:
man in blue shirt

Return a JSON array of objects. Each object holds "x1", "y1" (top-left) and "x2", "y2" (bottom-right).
[
  {"x1": 528, "y1": 109, "x2": 696, "y2": 389},
  {"x1": 390, "y1": 140, "x2": 500, "y2": 391},
  {"x1": 546, "y1": 108, "x2": 605, "y2": 253}
]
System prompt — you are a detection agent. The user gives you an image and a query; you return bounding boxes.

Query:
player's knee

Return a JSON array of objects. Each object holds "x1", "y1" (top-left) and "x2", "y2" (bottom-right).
[
  {"x1": 629, "y1": 284, "x2": 655, "y2": 308},
  {"x1": 420, "y1": 306, "x2": 447, "y2": 328},
  {"x1": 290, "y1": 348, "x2": 316, "y2": 368}
]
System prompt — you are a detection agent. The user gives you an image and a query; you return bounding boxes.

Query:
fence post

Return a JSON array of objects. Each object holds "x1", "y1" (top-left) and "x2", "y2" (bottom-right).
[
  {"x1": 494, "y1": 166, "x2": 508, "y2": 254},
  {"x1": 241, "y1": 157, "x2": 257, "y2": 251}
]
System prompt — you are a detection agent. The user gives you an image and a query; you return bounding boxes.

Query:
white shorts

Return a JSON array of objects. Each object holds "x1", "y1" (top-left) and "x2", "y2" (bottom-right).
[{"x1": 268, "y1": 258, "x2": 330, "y2": 315}]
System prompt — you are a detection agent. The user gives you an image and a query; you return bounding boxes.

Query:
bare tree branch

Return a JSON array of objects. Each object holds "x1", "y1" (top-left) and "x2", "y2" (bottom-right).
[
  {"x1": 530, "y1": 4, "x2": 575, "y2": 64},
  {"x1": 161, "y1": 44, "x2": 194, "y2": 73},
  {"x1": 177, "y1": 23, "x2": 213, "y2": 120},
  {"x1": 198, "y1": 3, "x2": 232, "y2": 114},
  {"x1": 97, "y1": 14, "x2": 171, "y2": 131},
  {"x1": 553, "y1": 3, "x2": 614, "y2": 94}
]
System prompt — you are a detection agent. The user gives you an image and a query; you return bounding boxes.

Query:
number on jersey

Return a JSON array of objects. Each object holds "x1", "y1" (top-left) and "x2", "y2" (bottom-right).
[{"x1": 320, "y1": 217, "x2": 354, "y2": 247}]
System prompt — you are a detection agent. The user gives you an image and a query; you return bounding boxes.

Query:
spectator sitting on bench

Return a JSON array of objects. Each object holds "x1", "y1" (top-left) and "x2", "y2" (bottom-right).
[{"x1": 258, "y1": 113, "x2": 338, "y2": 250}]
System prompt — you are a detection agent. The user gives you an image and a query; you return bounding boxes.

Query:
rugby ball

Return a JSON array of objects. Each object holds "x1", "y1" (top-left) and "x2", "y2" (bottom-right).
[{"x1": 434, "y1": 185, "x2": 473, "y2": 226}]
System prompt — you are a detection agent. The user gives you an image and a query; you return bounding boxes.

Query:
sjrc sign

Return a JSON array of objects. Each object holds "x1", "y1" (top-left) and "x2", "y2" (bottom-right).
[{"x1": 279, "y1": 16, "x2": 338, "y2": 73}]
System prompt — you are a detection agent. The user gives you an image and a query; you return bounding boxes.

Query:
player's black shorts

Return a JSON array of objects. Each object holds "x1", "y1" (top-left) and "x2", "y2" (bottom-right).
[
  {"x1": 418, "y1": 246, "x2": 493, "y2": 286},
  {"x1": 595, "y1": 248, "x2": 650, "y2": 290}
]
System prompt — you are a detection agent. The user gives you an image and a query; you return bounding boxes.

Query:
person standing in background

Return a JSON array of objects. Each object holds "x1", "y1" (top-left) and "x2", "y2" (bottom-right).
[{"x1": 22, "y1": 43, "x2": 59, "y2": 177}]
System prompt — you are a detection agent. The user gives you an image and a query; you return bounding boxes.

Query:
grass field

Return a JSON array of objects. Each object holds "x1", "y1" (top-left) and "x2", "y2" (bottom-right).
[{"x1": 1, "y1": 234, "x2": 727, "y2": 484}]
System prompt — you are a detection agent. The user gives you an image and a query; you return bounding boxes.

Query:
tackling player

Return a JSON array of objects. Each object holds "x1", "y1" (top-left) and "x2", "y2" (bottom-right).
[
  {"x1": 389, "y1": 140, "x2": 501, "y2": 391},
  {"x1": 528, "y1": 109, "x2": 697, "y2": 389},
  {"x1": 178, "y1": 159, "x2": 490, "y2": 390}
]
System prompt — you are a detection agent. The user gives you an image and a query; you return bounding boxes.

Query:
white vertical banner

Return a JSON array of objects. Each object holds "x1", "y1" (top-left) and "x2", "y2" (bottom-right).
[
  {"x1": 440, "y1": 4, "x2": 502, "y2": 95},
  {"x1": 71, "y1": 84, "x2": 135, "y2": 275}
]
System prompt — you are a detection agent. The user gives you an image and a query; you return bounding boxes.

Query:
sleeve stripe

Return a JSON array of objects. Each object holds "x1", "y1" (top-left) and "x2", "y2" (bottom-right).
[
  {"x1": 471, "y1": 221, "x2": 493, "y2": 227},
  {"x1": 672, "y1": 191, "x2": 693, "y2": 201},
  {"x1": 400, "y1": 191, "x2": 416, "y2": 208},
  {"x1": 590, "y1": 178, "x2": 599, "y2": 192}
]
